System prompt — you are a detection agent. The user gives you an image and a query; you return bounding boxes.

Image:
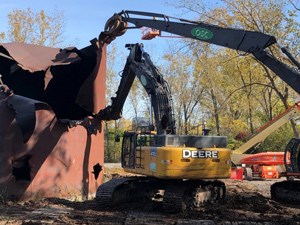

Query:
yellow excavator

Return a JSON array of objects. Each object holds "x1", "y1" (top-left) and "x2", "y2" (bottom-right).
[
  {"x1": 96, "y1": 10, "x2": 300, "y2": 210},
  {"x1": 96, "y1": 43, "x2": 230, "y2": 212}
]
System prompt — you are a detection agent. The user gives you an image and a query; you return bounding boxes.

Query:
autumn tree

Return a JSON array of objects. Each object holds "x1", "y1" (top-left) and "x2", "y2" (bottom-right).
[
  {"x1": 217, "y1": 0, "x2": 300, "y2": 140},
  {"x1": 104, "y1": 43, "x2": 129, "y2": 162},
  {"x1": 1, "y1": 8, "x2": 65, "y2": 47},
  {"x1": 159, "y1": 0, "x2": 300, "y2": 152},
  {"x1": 162, "y1": 46, "x2": 205, "y2": 135}
]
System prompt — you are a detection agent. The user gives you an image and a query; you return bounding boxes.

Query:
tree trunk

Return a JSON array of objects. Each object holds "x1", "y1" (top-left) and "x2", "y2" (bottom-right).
[
  {"x1": 211, "y1": 89, "x2": 220, "y2": 136},
  {"x1": 247, "y1": 95, "x2": 254, "y2": 133}
]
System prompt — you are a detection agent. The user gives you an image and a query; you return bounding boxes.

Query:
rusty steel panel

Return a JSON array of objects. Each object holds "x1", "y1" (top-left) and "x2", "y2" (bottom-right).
[{"x1": 0, "y1": 40, "x2": 107, "y2": 201}]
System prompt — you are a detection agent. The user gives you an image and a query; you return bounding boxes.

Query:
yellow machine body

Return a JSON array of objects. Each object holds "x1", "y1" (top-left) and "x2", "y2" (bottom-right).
[{"x1": 123, "y1": 146, "x2": 231, "y2": 180}]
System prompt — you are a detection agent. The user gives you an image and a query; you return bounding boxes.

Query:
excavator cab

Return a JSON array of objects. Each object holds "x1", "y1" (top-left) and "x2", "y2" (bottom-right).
[
  {"x1": 121, "y1": 122, "x2": 155, "y2": 169},
  {"x1": 121, "y1": 132, "x2": 137, "y2": 169}
]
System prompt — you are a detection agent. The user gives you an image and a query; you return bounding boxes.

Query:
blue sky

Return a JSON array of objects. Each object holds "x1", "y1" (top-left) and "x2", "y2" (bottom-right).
[{"x1": 0, "y1": 0, "x2": 195, "y2": 54}]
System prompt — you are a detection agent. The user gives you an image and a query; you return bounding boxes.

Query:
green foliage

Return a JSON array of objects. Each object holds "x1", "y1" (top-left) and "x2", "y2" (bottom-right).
[
  {"x1": 228, "y1": 138, "x2": 245, "y2": 150},
  {"x1": 260, "y1": 123, "x2": 296, "y2": 152},
  {"x1": 104, "y1": 121, "x2": 123, "y2": 163}
]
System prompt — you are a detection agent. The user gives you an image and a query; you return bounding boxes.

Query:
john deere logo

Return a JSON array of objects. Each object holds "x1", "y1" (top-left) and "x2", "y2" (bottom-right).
[{"x1": 191, "y1": 28, "x2": 213, "y2": 40}]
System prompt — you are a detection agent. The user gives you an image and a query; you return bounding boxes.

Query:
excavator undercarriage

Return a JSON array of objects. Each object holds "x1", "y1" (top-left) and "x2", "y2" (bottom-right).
[
  {"x1": 96, "y1": 177, "x2": 225, "y2": 212},
  {"x1": 271, "y1": 138, "x2": 300, "y2": 204},
  {"x1": 271, "y1": 180, "x2": 300, "y2": 204}
]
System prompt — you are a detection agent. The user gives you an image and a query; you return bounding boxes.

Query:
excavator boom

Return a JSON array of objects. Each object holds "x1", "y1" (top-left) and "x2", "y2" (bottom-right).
[
  {"x1": 119, "y1": 10, "x2": 276, "y2": 52},
  {"x1": 105, "y1": 10, "x2": 300, "y2": 95}
]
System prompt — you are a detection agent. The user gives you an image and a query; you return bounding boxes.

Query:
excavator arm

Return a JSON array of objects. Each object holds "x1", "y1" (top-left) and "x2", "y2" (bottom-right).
[
  {"x1": 104, "y1": 10, "x2": 300, "y2": 95},
  {"x1": 98, "y1": 43, "x2": 175, "y2": 135}
]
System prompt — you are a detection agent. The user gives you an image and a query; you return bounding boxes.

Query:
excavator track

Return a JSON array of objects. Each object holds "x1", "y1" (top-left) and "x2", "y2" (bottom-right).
[
  {"x1": 96, "y1": 177, "x2": 156, "y2": 208},
  {"x1": 96, "y1": 177, "x2": 226, "y2": 212},
  {"x1": 163, "y1": 180, "x2": 226, "y2": 213},
  {"x1": 271, "y1": 180, "x2": 300, "y2": 204},
  {"x1": 95, "y1": 177, "x2": 133, "y2": 207}
]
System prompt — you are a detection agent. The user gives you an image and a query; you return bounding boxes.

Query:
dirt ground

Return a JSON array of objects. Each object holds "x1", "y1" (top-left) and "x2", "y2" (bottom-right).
[{"x1": 1, "y1": 168, "x2": 300, "y2": 225}]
